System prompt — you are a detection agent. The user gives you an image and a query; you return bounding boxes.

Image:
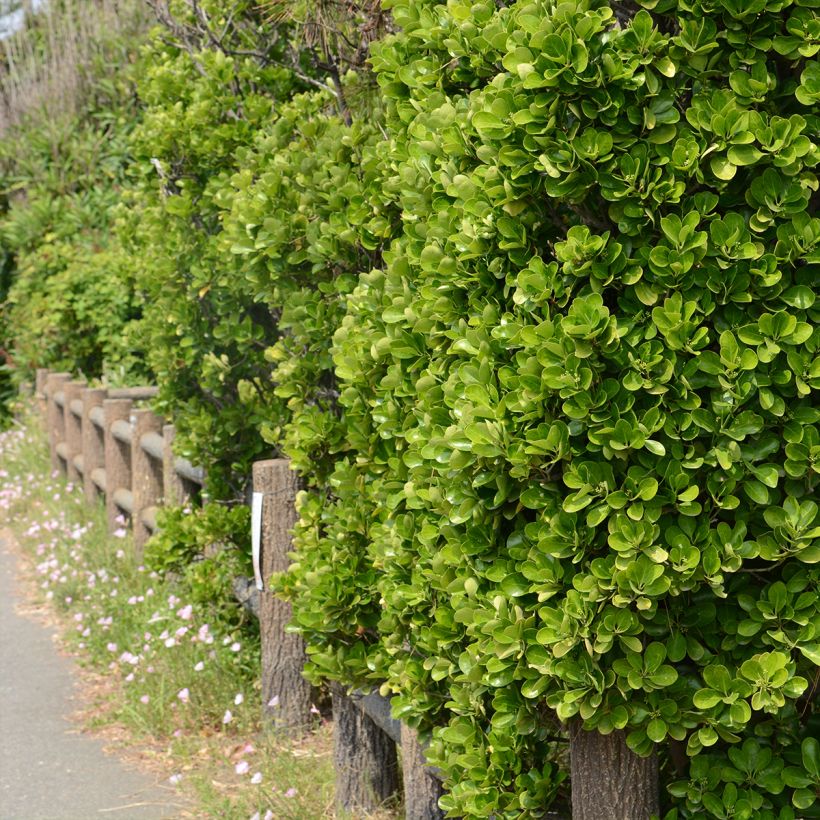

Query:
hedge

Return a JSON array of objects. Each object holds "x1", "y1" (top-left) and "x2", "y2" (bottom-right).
[
  {"x1": 4, "y1": 0, "x2": 819, "y2": 817},
  {"x1": 287, "y1": 0, "x2": 820, "y2": 816}
]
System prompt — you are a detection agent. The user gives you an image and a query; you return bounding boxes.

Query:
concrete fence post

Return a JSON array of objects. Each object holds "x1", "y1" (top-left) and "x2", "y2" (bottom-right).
[
  {"x1": 161, "y1": 424, "x2": 188, "y2": 507},
  {"x1": 103, "y1": 398, "x2": 132, "y2": 534},
  {"x1": 570, "y1": 722, "x2": 659, "y2": 820},
  {"x1": 252, "y1": 459, "x2": 312, "y2": 731},
  {"x1": 35, "y1": 368, "x2": 49, "y2": 428},
  {"x1": 44, "y1": 372, "x2": 70, "y2": 474},
  {"x1": 63, "y1": 380, "x2": 86, "y2": 485},
  {"x1": 401, "y1": 724, "x2": 445, "y2": 820},
  {"x1": 332, "y1": 683, "x2": 400, "y2": 815},
  {"x1": 81, "y1": 388, "x2": 107, "y2": 503},
  {"x1": 132, "y1": 409, "x2": 163, "y2": 554}
]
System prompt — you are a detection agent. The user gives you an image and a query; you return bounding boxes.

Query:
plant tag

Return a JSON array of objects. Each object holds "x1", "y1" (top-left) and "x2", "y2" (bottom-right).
[{"x1": 252, "y1": 491, "x2": 264, "y2": 591}]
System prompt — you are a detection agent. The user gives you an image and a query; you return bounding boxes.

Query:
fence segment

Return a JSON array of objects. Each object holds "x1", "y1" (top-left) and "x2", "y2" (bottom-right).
[
  {"x1": 132, "y1": 408, "x2": 164, "y2": 553},
  {"x1": 103, "y1": 398, "x2": 133, "y2": 533},
  {"x1": 35, "y1": 368, "x2": 49, "y2": 429},
  {"x1": 252, "y1": 459, "x2": 312, "y2": 730},
  {"x1": 401, "y1": 724, "x2": 446, "y2": 820},
  {"x1": 332, "y1": 682, "x2": 400, "y2": 815},
  {"x1": 44, "y1": 372, "x2": 70, "y2": 474},
  {"x1": 63, "y1": 380, "x2": 86, "y2": 484},
  {"x1": 81, "y1": 388, "x2": 107, "y2": 502}
]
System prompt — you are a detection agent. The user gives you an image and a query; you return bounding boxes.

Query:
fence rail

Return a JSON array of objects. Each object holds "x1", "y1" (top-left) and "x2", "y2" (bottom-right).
[{"x1": 36, "y1": 368, "x2": 203, "y2": 550}]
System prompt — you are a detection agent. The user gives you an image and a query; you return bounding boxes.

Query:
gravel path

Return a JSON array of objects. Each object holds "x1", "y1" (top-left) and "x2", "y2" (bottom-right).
[{"x1": 0, "y1": 537, "x2": 180, "y2": 820}]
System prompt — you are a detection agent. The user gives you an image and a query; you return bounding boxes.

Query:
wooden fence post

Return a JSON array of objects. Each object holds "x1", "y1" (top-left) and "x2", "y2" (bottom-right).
[
  {"x1": 570, "y1": 723, "x2": 659, "y2": 820},
  {"x1": 63, "y1": 380, "x2": 86, "y2": 485},
  {"x1": 103, "y1": 398, "x2": 132, "y2": 534},
  {"x1": 45, "y1": 372, "x2": 70, "y2": 474},
  {"x1": 332, "y1": 683, "x2": 400, "y2": 815},
  {"x1": 401, "y1": 724, "x2": 445, "y2": 820},
  {"x1": 132, "y1": 409, "x2": 163, "y2": 554},
  {"x1": 252, "y1": 459, "x2": 312, "y2": 731},
  {"x1": 81, "y1": 387, "x2": 107, "y2": 503}
]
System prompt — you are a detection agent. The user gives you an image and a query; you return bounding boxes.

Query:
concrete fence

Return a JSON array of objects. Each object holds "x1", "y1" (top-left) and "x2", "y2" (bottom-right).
[
  {"x1": 36, "y1": 368, "x2": 204, "y2": 553},
  {"x1": 34, "y1": 368, "x2": 449, "y2": 819}
]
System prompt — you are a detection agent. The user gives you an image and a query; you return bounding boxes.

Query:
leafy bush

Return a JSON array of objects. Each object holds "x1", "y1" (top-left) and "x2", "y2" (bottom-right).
[
  {"x1": 283, "y1": 0, "x2": 820, "y2": 817},
  {"x1": 120, "y1": 9, "x2": 300, "y2": 500},
  {"x1": 0, "y1": 10, "x2": 149, "y2": 394}
]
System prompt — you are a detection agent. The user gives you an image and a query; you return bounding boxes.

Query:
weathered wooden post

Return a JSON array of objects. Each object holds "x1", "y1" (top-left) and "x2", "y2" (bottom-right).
[
  {"x1": 332, "y1": 683, "x2": 400, "y2": 814},
  {"x1": 132, "y1": 408, "x2": 163, "y2": 553},
  {"x1": 401, "y1": 724, "x2": 445, "y2": 820},
  {"x1": 570, "y1": 723, "x2": 659, "y2": 820},
  {"x1": 103, "y1": 398, "x2": 132, "y2": 534},
  {"x1": 81, "y1": 387, "x2": 107, "y2": 503},
  {"x1": 252, "y1": 459, "x2": 312, "y2": 730},
  {"x1": 44, "y1": 372, "x2": 70, "y2": 474},
  {"x1": 63, "y1": 380, "x2": 86, "y2": 484}
]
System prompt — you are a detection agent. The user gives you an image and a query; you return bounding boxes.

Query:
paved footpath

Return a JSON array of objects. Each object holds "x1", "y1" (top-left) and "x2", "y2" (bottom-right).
[{"x1": 0, "y1": 537, "x2": 180, "y2": 820}]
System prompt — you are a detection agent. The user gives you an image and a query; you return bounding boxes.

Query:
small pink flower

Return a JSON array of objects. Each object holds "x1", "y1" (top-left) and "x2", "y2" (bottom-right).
[
  {"x1": 177, "y1": 688, "x2": 190, "y2": 704},
  {"x1": 140, "y1": 695, "x2": 150, "y2": 704},
  {"x1": 106, "y1": 642, "x2": 117, "y2": 652},
  {"x1": 284, "y1": 787, "x2": 297, "y2": 798},
  {"x1": 230, "y1": 642, "x2": 241, "y2": 652},
  {"x1": 169, "y1": 774, "x2": 182, "y2": 785},
  {"x1": 222, "y1": 709, "x2": 233, "y2": 724},
  {"x1": 235, "y1": 761, "x2": 249, "y2": 775},
  {"x1": 113, "y1": 527, "x2": 127, "y2": 538},
  {"x1": 177, "y1": 604, "x2": 193, "y2": 620}
]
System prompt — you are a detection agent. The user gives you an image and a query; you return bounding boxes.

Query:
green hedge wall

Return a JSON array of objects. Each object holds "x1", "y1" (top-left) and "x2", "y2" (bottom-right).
[
  {"x1": 285, "y1": 0, "x2": 820, "y2": 817},
  {"x1": 4, "y1": 0, "x2": 818, "y2": 816}
]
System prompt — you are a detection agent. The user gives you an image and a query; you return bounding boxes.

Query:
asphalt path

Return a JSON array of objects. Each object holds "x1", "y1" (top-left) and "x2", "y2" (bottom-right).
[{"x1": 0, "y1": 536, "x2": 179, "y2": 820}]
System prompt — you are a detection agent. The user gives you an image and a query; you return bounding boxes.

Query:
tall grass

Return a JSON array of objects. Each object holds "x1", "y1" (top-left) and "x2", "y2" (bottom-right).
[{"x1": 0, "y1": 0, "x2": 149, "y2": 134}]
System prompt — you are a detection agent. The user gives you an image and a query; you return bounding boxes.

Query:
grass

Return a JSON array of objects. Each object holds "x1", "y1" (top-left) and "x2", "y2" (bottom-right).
[{"x1": 0, "y1": 404, "x2": 399, "y2": 819}]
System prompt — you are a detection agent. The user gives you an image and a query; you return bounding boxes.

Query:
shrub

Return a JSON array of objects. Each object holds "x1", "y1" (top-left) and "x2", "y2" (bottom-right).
[{"x1": 286, "y1": 0, "x2": 820, "y2": 817}]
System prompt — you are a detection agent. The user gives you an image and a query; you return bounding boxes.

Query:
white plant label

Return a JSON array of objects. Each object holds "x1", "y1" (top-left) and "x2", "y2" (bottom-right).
[{"x1": 251, "y1": 491, "x2": 264, "y2": 591}]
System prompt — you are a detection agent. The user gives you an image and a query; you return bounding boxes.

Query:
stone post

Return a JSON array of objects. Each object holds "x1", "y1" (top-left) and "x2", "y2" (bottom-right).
[
  {"x1": 63, "y1": 380, "x2": 86, "y2": 485},
  {"x1": 35, "y1": 368, "x2": 49, "y2": 428},
  {"x1": 570, "y1": 722, "x2": 659, "y2": 820},
  {"x1": 103, "y1": 398, "x2": 132, "y2": 534},
  {"x1": 45, "y1": 372, "x2": 70, "y2": 474},
  {"x1": 81, "y1": 388, "x2": 107, "y2": 503},
  {"x1": 131, "y1": 409, "x2": 163, "y2": 554},
  {"x1": 162, "y1": 424, "x2": 189, "y2": 507},
  {"x1": 252, "y1": 459, "x2": 312, "y2": 730},
  {"x1": 401, "y1": 724, "x2": 445, "y2": 820},
  {"x1": 332, "y1": 683, "x2": 399, "y2": 815}
]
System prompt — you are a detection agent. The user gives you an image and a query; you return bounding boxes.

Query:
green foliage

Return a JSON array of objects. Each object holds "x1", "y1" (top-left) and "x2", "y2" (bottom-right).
[
  {"x1": 281, "y1": 0, "x2": 820, "y2": 817},
  {"x1": 147, "y1": 503, "x2": 254, "y2": 627},
  {"x1": 120, "y1": 9, "x2": 299, "y2": 500},
  {"x1": 0, "y1": 18, "x2": 149, "y2": 393},
  {"x1": 6, "y1": 0, "x2": 819, "y2": 816}
]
